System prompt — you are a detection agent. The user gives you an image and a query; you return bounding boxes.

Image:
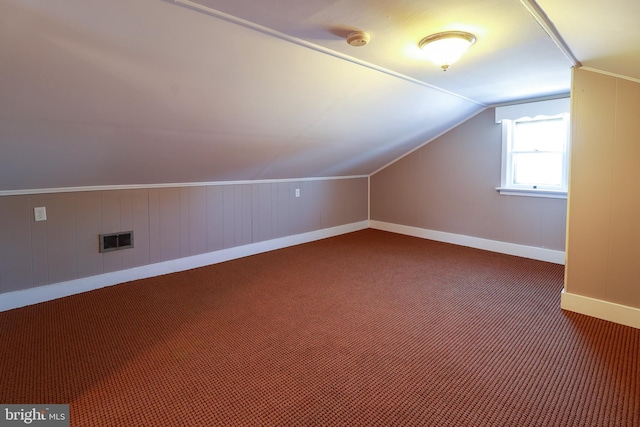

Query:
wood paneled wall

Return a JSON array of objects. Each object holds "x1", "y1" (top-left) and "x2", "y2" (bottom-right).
[
  {"x1": 0, "y1": 178, "x2": 368, "y2": 294},
  {"x1": 565, "y1": 68, "x2": 640, "y2": 309}
]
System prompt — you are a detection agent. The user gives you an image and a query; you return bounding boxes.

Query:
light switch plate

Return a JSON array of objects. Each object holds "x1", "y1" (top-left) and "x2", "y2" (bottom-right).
[{"x1": 34, "y1": 207, "x2": 47, "y2": 222}]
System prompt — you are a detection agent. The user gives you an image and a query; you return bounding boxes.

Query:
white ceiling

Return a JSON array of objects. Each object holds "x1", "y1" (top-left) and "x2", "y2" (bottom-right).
[{"x1": 0, "y1": 0, "x2": 636, "y2": 192}]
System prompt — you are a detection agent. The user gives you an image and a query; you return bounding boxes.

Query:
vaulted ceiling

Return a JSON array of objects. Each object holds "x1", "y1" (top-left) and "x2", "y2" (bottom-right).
[{"x1": 1, "y1": 0, "x2": 638, "y2": 192}]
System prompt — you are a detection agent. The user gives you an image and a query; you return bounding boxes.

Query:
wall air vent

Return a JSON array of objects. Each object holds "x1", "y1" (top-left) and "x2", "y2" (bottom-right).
[{"x1": 99, "y1": 231, "x2": 134, "y2": 253}]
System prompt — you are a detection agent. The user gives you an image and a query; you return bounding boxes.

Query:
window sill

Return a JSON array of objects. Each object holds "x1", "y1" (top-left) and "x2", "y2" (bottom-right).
[{"x1": 495, "y1": 187, "x2": 567, "y2": 199}]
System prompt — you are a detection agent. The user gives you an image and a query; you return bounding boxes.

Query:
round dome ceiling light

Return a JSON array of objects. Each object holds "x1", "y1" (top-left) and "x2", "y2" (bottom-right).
[
  {"x1": 419, "y1": 31, "x2": 476, "y2": 71},
  {"x1": 346, "y1": 31, "x2": 370, "y2": 47}
]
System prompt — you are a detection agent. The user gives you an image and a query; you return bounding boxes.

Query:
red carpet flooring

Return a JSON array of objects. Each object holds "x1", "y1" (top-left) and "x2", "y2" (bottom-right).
[{"x1": 1, "y1": 229, "x2": 638, "y2": 426}]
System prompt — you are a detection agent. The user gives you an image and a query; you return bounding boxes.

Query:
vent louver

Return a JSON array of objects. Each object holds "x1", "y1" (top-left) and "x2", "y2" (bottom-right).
[{"x1": 99, "y1": 231, "x2": 134, "y2": 253}]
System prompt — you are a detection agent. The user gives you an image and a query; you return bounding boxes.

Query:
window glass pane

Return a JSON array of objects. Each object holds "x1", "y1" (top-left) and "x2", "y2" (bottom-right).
[
  {"x1": 512, "y1": 153, "x2": 563, "y2": 186},
  {"x1": 513, "y1": 118, "x2": 565, "y2": 152}
]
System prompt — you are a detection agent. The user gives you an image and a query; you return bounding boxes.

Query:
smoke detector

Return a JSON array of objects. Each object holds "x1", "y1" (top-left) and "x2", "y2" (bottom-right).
[{"x1": 346, "y1": 31, "x2": 370, "y2": 47}]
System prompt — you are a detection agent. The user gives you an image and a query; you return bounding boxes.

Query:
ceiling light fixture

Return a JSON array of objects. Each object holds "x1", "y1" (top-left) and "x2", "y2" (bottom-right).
[{"x1": 419, "y1": 31, "x2": 476, "y2": 71}]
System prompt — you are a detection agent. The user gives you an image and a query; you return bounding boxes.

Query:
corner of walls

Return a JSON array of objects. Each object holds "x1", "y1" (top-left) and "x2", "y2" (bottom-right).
[
  {"x1": 369, "y1": 106, "x2": 567, "y2": 259},
  {"x1": 367, "y1": 175, "x2": 371, "y2": 221},
  {"x1": 370, "y1": 107, "x2": 488, "y2": 177}
]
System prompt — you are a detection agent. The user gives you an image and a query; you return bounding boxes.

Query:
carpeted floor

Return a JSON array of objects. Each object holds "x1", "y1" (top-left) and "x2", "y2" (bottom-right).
[{"x1": 0, "y1": 229, "x2": 638, "y2": 426}]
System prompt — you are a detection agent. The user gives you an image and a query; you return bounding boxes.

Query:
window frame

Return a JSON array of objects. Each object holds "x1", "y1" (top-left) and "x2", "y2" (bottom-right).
[{"x1": 495, "y1": 98, "x2": 570, "y2": 199}]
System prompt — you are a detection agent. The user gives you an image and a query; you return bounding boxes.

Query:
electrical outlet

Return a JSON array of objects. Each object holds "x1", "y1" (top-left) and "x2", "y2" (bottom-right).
[
  {"x1": 295, "y1": 188, "x2": 300, "y2": 198},
  {"x1": 34, "y1": 207, "x2": 47, "y2": 222}
]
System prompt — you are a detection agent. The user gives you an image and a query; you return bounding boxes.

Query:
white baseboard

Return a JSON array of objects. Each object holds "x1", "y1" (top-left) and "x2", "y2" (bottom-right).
[
  {"x1": 8, "y1": 220, "x2": 636, "y2": 330},
  {"x1": 369, "y1": 220, "x2": 565, "y2": 264},
  {"x1": 369, "y1": 221, "x2": 640, "y2": 330},
  {"x1": 561, "y1": 290, "x2": 640, "y2": 330},
  {"x1": 0, "y1": 221, "x2": 369, "y2": 312}
]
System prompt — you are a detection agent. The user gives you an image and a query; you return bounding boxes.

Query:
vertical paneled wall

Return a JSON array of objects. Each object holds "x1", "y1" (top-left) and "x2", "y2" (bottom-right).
[
  {"x1": 565, "y1": 69, "x2": 640, "y2": 309},
  {"x1": 0, "y1": 178, "x2": 368, "y2": 294},
  {"x1": 370, "y1": 108, "x2": 567, "y2": 251}
]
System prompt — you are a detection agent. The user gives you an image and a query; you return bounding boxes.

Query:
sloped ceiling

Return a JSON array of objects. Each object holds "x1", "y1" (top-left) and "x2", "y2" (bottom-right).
[
  {"x1": 0, "y1": 0, "x2": 633, "y2": 192},
  {"x1": 537, "y1": 0, "x2": 640, "y2": 81}
]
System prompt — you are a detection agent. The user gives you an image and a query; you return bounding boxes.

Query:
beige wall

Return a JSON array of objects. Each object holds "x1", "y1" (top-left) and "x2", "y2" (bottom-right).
[
  {"x1": 565, "y1": 68, "x2": 640, "y2": 309},
  {"x1": 0, "y1": 178, "x2": 368, "y2": 294},
  {"x1": 370, "y1": 108, "x2": 567, "y2": 251}
]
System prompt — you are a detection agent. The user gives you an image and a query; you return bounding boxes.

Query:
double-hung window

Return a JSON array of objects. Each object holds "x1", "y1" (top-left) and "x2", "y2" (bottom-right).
[{"x1": 496, "y1": 98, "x2": 570, "y2": 198}]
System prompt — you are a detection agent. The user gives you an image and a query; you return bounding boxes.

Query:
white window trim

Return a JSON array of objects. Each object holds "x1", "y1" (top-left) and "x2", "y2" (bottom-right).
[
  {"x1": 495, "y1": 98, "x2": 570, "y2": 199},
  {"x1": 495, "y1": 187, "x2": 567, "y2": 199}
]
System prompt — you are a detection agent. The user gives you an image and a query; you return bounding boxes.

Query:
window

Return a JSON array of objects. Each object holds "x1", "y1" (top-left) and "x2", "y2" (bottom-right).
[{"x1": 495, "y1": 98, "x2": 570, "y2": 198}]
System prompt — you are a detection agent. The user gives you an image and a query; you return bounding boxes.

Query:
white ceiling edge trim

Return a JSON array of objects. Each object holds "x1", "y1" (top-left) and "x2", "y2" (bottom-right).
[
  {"x1": 579, "y1": 67, "x2": 640, "y2": 85},
  {"x1": 173, "y1": 0, "x2": 486, "y2": 107},
  {"x1": 519, "y1": 0, "x2": 581, "y2": 67},
  {"x1": 0, "y1": 175, "x2": 368, "y2": 197},
  {"x1": 370, "y1": 107, "x2": 488, "y2": 177}
]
